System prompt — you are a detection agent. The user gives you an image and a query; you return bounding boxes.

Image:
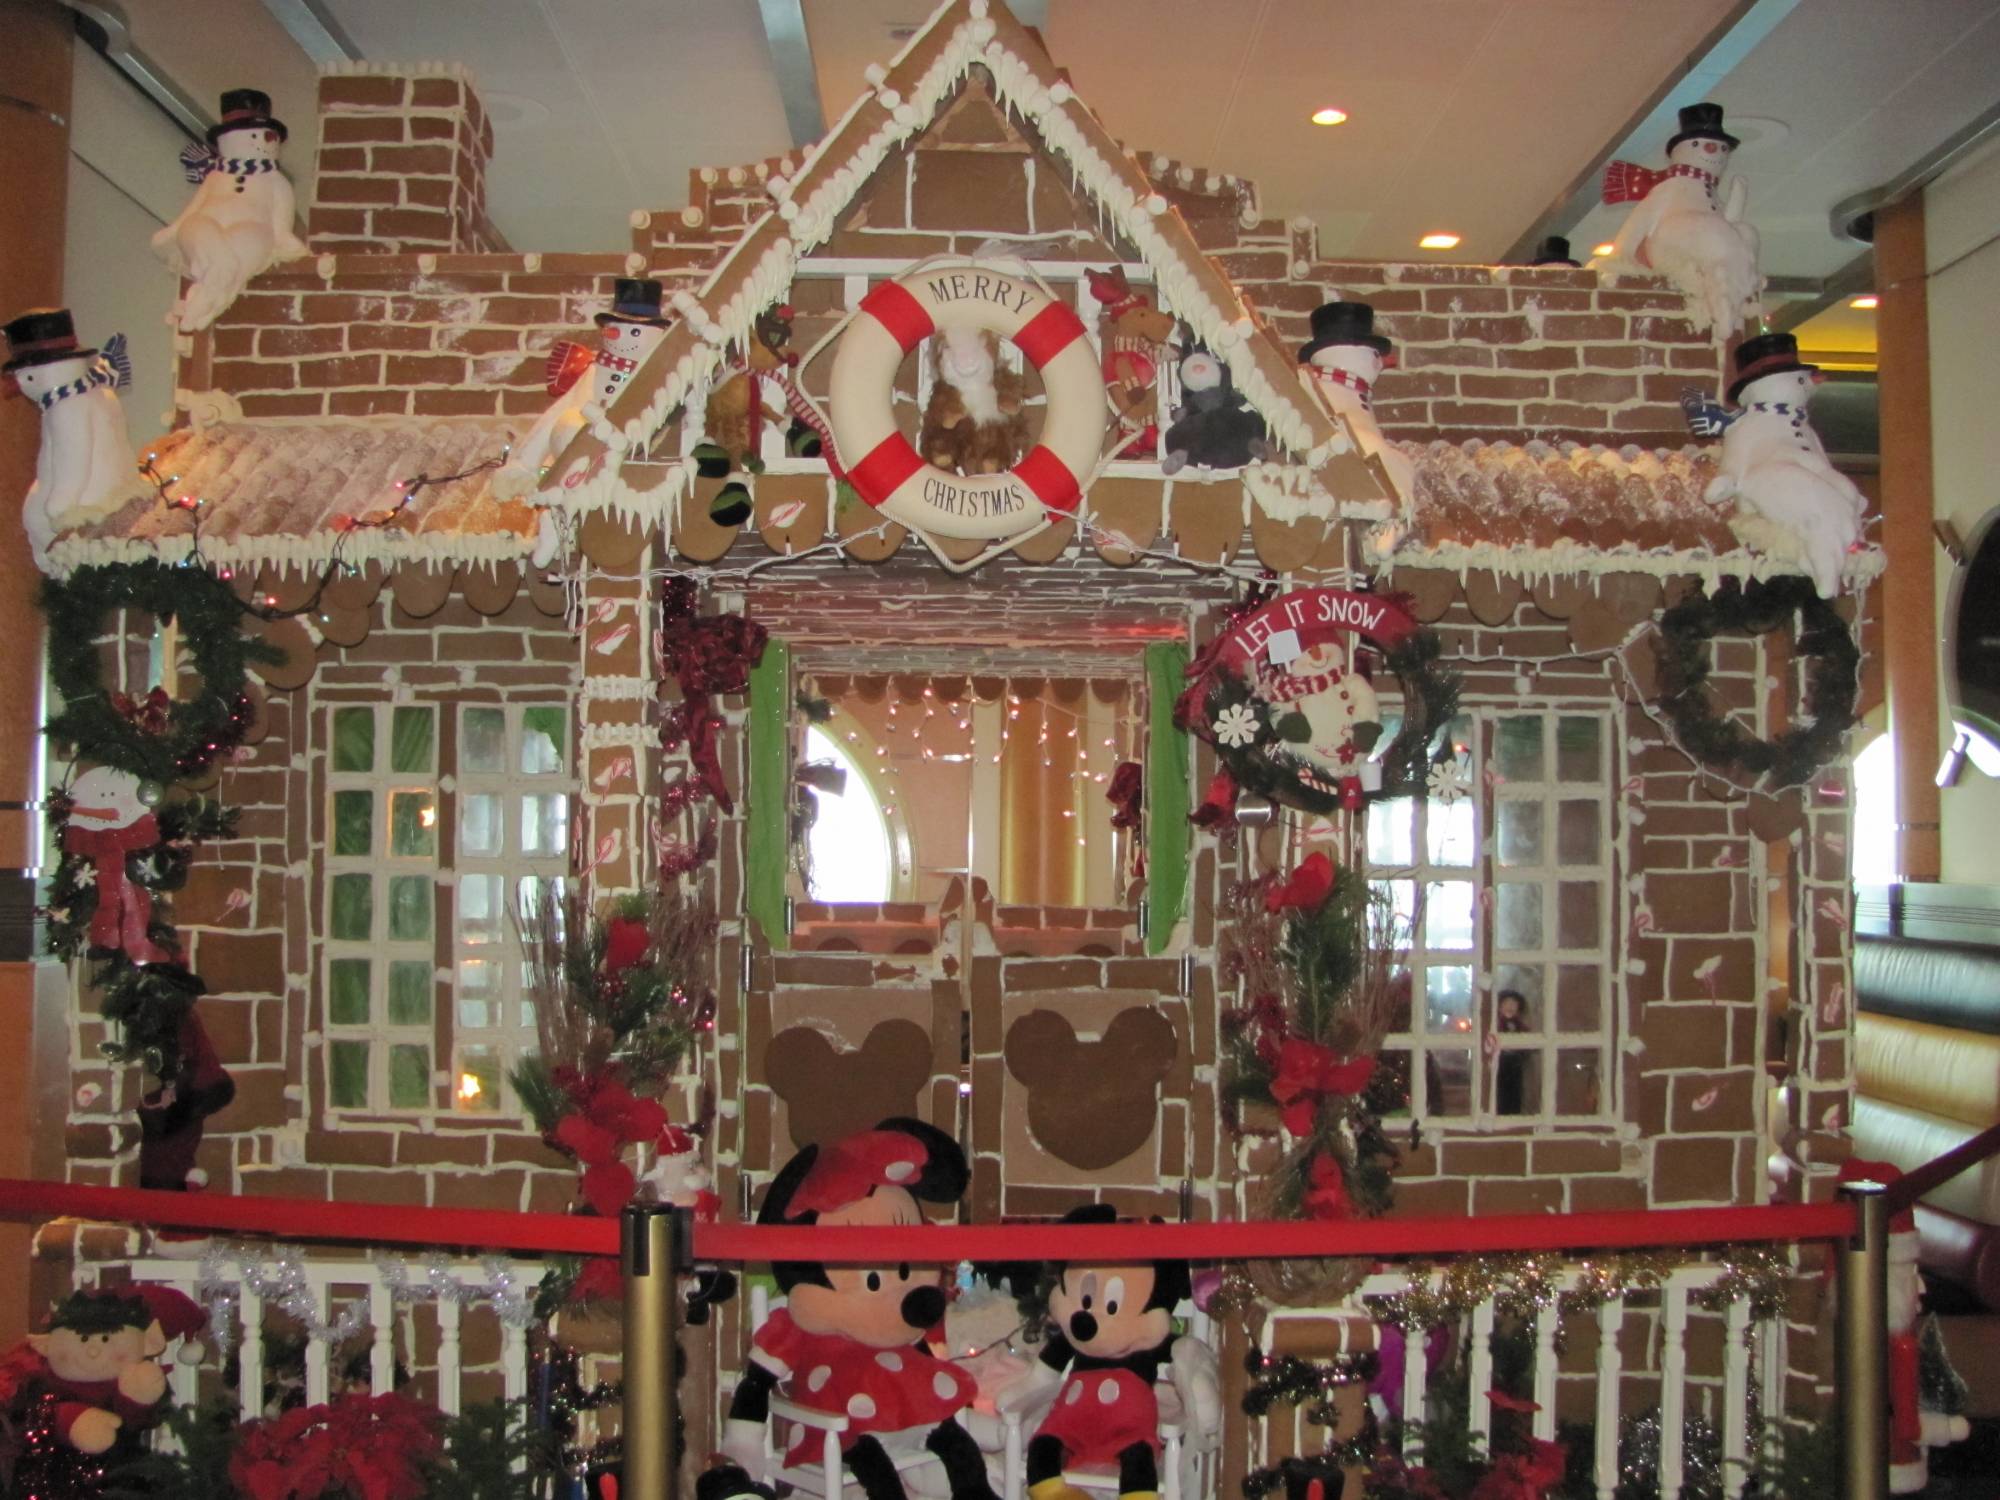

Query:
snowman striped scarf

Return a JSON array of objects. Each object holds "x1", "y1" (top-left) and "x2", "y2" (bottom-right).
[
  {"x1": 179, "y1": 141, "x2": 282, "y2": 185},
  {"x1": 35, "y1": 335, "x2": 131, "y2": 411}
]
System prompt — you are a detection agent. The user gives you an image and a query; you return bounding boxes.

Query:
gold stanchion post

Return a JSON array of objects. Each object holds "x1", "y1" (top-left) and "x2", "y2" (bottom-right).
[
  {"x1": 1837, "y1": 1180, "x2": 1889, "y2": 1500},
  {"x1": 623, "y1": 1203, "x2": 686, "y2": 1500}
]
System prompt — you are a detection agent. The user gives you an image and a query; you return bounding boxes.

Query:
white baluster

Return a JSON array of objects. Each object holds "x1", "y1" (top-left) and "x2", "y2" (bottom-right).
[
  {"x1": 239, "y1": 1287, "x2": 265, "y2": 1422},
  {"x1": 370, "y1": 1282, "x2": 395, "y2": 1394},
  {"x1": 1722, "y1": 1297, "x2": 1752, "y2": 1498},
  {"x1": 823, "y1": 1426, "x2": 844, "y2": 1500},
  {"x1": 1531, "y1": 1302, "x2": 1558, "y2": 1442},
  {"x1": 1594, "y1": 1298, "x2": 1625, "y2": 1500},
  {"x1": 304, "y1": 1280, "x2": 332, "y2": 1408},
  {"x1": 1400, "y1": 1278, "x2": 1429, "y2": 1456},
  {"x1": 1659, "y1": 1280, "x2": 1691, "y2": 1500},
  {"x1": 1468, "y1": 1299, "x2": 1496, "y2": 1448},
  {"x1": 438, "y1": 1295, "x2": 463, "y2": 1414},
  {"x1": 503, "y1": 1314, "x2": 528, "y2": 1403}
]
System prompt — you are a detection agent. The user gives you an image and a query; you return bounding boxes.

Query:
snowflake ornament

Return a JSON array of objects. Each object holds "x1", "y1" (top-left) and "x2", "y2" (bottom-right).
[
  {"x1": 1213, "y1": 703, "x2": 1260, "y2": 749},
  {"x1": 1426, "y1": 757, "x2": 1472, "y2": 805}
]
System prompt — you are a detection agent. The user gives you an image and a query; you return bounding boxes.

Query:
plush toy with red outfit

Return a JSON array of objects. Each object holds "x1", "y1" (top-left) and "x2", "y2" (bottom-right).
[
  {"x1": 2, "y1": 1286, "x2": 205, "y2": 1457},
  {"x1": 723, "y1": 1118, "x2": 997, "y2": 1500},
  {"x1": 1837, "y1": 1159, "x2": 1971, "y2": 1494},
  {"x1": 1005, "y1": 1206, "x2": 1218, "y2": 1500}
]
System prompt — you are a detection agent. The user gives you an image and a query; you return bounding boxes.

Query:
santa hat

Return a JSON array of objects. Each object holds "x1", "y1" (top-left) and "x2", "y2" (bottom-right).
[
  {"x1": 131, "y1": 1285, "x2": 207, "y2": 1341},
  {"x1": 1838, "y1": 1157, "x2": 1917, "y2": 1244}
]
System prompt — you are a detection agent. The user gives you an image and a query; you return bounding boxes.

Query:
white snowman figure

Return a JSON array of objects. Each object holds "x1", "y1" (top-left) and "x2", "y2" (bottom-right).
[
  {"x1": 151, "y1": 89, "x2": 308, "y2": 333},
  {"x1": 5, "y1": 309, "x2": 138, "y2": 569},
  {"x1": 1596, "y1": 102, "x2": 1762, "y2": 341},
  {"x1": 1697, "y1": 332, "x2": 1865, "y2": 597},
  {"x1": 1298, "y1": 301, "x2": 1415, "y2": 507},
  {"x1": 61, "y1": 764, "x2": 171, "y2": 965},
  {"x1": 1258, "y1": 639, "x2": 1384, "y2": 803},
  {"x1": 492, "y1": 278, "x2": 674, "y2": 565}
]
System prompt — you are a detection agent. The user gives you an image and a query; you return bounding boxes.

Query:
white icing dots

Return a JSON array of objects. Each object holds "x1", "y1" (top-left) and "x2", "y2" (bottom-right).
[
  {"x1": 681, "y1": 206, "x2": 704, "y2": 227},
  {"x1": 808, "y1": 1366, "x2": 833, "y2": 1393},
  {"x1": 1146, "y1": 194, "x2": 1168, "y2": 216},
  {"x1": 876, "y1": 1351, "x2": 904, "y2": 1372},
  {"x1": 1049, "y1": 81, "x2": 1072, "y2": 104},
  {"x1": 847, "y1": 1393, "x2": 877, "y2": 1419}
]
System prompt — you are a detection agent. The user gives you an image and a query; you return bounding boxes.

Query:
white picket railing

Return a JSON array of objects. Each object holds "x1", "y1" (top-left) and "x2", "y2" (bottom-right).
[
  {"x1": 1265, "y1": 1261, "x2": 1788, "y2": 1500},
  {"x1": 114, "y1": 1252, "x2": 543, "y2": 1421}
]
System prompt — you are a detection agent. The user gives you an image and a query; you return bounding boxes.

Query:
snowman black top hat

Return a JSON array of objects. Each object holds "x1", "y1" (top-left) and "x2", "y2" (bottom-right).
[
  {"x1": 1666, "y1": 102, "x2": 1739, "y2": 153},
  {"x1": 208, "y1": 88, "x2": 288, "y2": 146},
  {"x1": 595, "y1": 278, "x2": 673, "y2": 328},
  {"x1": 1298, "y1": 301, "x2": 1392, "y2": 362},
  {"x1": 1530, "y1": 235, "x2": 1581, "y2": 267},
  {"x1": 1727, "y1": 331, "x2": 1818, "y2": 403},
  {"x1": 3, "y1": 308, "x2": 96, "y2": 374}
]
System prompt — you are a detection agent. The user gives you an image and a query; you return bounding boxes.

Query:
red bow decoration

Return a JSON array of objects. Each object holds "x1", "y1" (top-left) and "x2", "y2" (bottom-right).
[
  {"x1": 1601, "y1": 160, "x2": 1717, "y2": 205},
  {"x1": 1301, "y1": 1152, "x2": 1352, "y2": 1221},
  {"x1": 1266, "y1": 852, "x2": 1336, "y2": 913},
  {"x1": 603, "y1": 913, "x2": 651, "y2": 975},
  {"x1": 1189, "y1": 768, "x2": 1239, "y2": 830},
  {"x1": 112, "y1": 686, "x2": 174, "y2": 736},
  {"x1": 1269, "y1": 1037, "x2": 1376, "y2": 1136},
  {"x1": 1105, "y1": 761, "x2": 1143, "y2": 830},
  {"x1": 545, "y1": 339, "x2": 598, "y2": 397},
  {"x1": 547, "y1": 1066, "x2": 672, "y2": 1218},
  {"x1": 229, "y1": 1393, "x2": 443, "y2": 1500},
  {"x1": 63, "y1": 813, "x2": 170, "y2": 964}
]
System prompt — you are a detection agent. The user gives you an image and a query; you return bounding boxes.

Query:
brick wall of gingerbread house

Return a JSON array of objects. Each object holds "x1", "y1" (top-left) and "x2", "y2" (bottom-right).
[{"x1": 310, "y1": 66, "x2": 507, "y2": 255}]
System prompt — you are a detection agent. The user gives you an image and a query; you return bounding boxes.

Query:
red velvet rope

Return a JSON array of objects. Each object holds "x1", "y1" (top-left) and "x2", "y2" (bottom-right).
[{"x1": 0, "y1": 1177, "x2": 1852, "y2": 1262}]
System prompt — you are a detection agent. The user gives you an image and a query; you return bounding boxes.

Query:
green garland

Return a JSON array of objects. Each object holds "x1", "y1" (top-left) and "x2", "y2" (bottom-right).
[
  {"x1": 1190, "y1": 629, "x2": 1460, "y2": 815},
  {"x1": 41, "y1": 560, "x2": 276, "y2": 785},
  {"x1": 1654, "y1": 577, "x2": 1859, "y2": 790}
]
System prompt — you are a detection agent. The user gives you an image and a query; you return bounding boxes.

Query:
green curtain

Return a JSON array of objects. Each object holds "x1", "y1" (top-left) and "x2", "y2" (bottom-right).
[
  {"x1": 1143, "y1": 641, "x2": 1191, "y2": 954},
  {"x1": 746, "y1": 637, "x2": 791, "y2": 950}
]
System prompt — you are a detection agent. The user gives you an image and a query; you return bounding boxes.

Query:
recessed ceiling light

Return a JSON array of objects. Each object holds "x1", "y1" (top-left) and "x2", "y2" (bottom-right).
[
  {"x1": 1592, "y1": 242, "x2": 1616, "y2": 258},
  {"x1": 1849, "y1": 294, "x2": 1879, "y2": 309},
  {"x1": 1310, "y1": 107, "x2": 1348, "y2": 126},
  {"x1": 1418, "y1": 233, "x2": 1460, "y2": 251}
]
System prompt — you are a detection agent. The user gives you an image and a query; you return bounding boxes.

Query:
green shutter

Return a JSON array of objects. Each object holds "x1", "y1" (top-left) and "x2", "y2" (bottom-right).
[
  {"x1": 746, "y1": 637, "x2": 791, "y2": 950},
  {"x1": 1144, "y1": 641, "x2": 1191, "y2": 954}
]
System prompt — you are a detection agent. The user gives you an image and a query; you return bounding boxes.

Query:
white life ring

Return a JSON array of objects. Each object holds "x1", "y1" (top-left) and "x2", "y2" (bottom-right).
[{"x1": 829, "y1": 264, "x2": 1105, "y2": 540}]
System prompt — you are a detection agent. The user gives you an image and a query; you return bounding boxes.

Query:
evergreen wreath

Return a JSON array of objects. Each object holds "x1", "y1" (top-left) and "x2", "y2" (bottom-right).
[
  {"x1": 41, "y1": 561, "x2": 277, "y2": 785},
  {"x1": 1653, "y1": 576, "x2": 1859, "y2": 790}
]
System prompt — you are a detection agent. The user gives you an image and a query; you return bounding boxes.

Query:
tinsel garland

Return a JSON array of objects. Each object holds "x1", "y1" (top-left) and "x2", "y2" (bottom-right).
[
  {"x1": 1653, "y1": 577, "x2": 1859, "y2": 790},
  {"x1": 1242, "y1": 1347, "x2": 1380, "y2": 1425},
  {"x1": 375, "y1": 1253, "x2": 539, "y2": 1328},
  {"x1": 1367, "y1": 1247, "x2": 1788, "y2": 1333},
  {"x1": 197, "y1": 1245, "x2": 369, "y2": 1347}
]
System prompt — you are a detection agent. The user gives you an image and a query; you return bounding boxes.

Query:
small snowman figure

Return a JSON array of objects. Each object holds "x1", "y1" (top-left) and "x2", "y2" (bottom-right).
[
  {"x1": 492, "y1": 278, "x2": 674, "y2": 564},
  {"x1": 4, "y1": 309, "x2": 137, "y2": 569},
  {"x1": 1698, "y1": 332, "x2": 1866, "y2": 597},
  {"x1": 1257, "y1": 640, "x2": 1384, "y2": 808},
  {"x1": 1597, "y1": 102, "x2": 1761, "y2": 341},
  {"x1": 151, "y1": 89, "x2": 308, "y2": 333},
  {"x1": 60, "y1": 765, "x2": 171, "y2": 965},
  {"x1": 1298, "y1": 301, "x2": 1415, "y2": 506}
]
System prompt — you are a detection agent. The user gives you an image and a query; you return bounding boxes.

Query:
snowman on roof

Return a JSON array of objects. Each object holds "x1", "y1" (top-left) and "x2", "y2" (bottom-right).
[
  {"x1": 152, "y1": 89, "x2": 309, "y2": 332},
  {"x1": 1298, "y1": 300, "x2": 1414, "y2": 506},
  {"x1": 5, "y1": 308, "x2": 138, "y2": 570},
  {"x1": 493, "y1": 277, "x2": 675, "y2": 564},
  {"x1": 1595, "y1": 102, "x2": 1762, "y2": 341},
  {"x1": 1700, "y1": 331, "x2": 1867, "y2": 598}
]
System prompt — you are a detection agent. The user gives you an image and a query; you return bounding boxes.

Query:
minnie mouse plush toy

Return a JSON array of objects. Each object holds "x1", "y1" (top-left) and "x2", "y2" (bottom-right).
[
  {"x1": 1006, "y1": 1205, "x2": 1218, "y2": 1500},
  {"x1": 723, "y1": 1118, "x2": 998, "y2": 1500}
]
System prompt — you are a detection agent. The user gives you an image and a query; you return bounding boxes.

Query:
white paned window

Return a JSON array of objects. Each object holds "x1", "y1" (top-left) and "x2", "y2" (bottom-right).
[
  {"x1": 452, "y1": 704, "x2": 570, "y2": 1115},
  {"x1": 320, "y1": 702, "x2": 571, "y2": 1118},
  {"x1": 1367, "y1": 708, "x2": 1617, "y2": 1125},
  {"x1": 323, "y1": 704, "x2": 442, "y2": 1114}
]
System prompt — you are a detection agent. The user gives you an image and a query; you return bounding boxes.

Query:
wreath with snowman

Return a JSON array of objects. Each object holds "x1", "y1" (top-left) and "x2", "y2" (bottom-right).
[{"x1": 1176, "y1": 587, "x2": 1459, "y2": 816}]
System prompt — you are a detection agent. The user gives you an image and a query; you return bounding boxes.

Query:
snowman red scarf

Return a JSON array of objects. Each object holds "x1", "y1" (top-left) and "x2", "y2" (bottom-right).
[{"x1": 63, "y1": 812, "x2": 170, "y2": 964}]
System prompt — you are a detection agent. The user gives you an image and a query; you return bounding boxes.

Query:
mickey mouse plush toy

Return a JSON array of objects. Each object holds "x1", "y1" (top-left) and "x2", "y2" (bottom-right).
[
  {"x1": 1007, "y1": 1205, "x2": 1219, "y2": 1500},
  {"x1": 724, "y1": 1117, "x2": 998, "y2": 1500}
]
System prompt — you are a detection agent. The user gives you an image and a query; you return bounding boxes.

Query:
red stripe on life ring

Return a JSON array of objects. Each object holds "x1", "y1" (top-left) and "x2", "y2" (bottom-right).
[
  {"x1": 859, "y1": 281, "x2": 935, "y2": 354},
  {"x1": 1011, "y1": 300, "x2": 1087, "y2": 369},
  {"x1": 1010, "y1": 443, "x2": 1081, "y2": 514},
  {"x1": 848, "y1": 432, "x2": 927, "y2": 507}
]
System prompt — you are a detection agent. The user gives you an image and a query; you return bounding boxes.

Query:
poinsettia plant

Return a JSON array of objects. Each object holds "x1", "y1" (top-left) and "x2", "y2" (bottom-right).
[
  {"x1": 1221, "y1": 853, "x2": 1412, "y2": 1223},
  {"x1": 227, "y1": 1392, "x2": 442, "y2": 1500}
]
